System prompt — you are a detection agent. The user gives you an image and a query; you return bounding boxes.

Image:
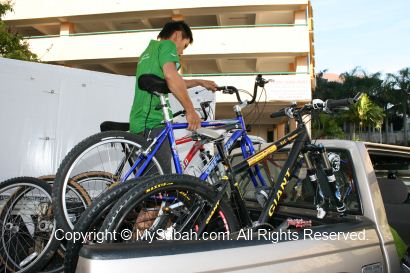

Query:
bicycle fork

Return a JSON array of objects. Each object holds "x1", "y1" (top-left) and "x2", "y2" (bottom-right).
[
  {"x1": 318, "y1": 145, "x2": 346, "y2": 216},
  {"x1": 303, "y1": 151, "x2": 327, "y2": 219}
]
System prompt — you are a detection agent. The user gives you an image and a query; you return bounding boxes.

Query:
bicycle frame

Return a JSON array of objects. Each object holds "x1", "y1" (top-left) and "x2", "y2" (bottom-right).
[
  {"x1": 206, "y1": 124, "x2": 310, "y2": 229},
  {"x1": 175, "y1": 136, "x2": 204, "y2": 170},
  {"x1": 121, "y1": 116, "x2": 268, "y2": 188}
]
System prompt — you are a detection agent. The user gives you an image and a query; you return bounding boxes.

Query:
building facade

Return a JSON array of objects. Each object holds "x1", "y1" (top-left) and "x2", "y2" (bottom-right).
[{"x1": 4, "y1": 0, "x2": 315, "y2": 141}]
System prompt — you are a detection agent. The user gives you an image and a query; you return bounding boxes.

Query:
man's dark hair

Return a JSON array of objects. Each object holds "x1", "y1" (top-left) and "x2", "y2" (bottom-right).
[{"x1": 157, "y1": 21, "x2": 193, "y2": 44}]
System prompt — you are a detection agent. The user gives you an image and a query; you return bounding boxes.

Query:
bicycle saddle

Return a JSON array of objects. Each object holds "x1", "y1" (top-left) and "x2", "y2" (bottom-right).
[
  {"x1": 138, "y1": 74, "x2": 171, "y2": 94},
  {"x1": 100, "y1": 121, "x2": 129, "y2": 132}
]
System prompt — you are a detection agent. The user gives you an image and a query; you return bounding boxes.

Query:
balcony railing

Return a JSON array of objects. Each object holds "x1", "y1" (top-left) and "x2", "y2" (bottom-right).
[{"x1": 23, "y1": 23, "x2": 307, "y2": 39}]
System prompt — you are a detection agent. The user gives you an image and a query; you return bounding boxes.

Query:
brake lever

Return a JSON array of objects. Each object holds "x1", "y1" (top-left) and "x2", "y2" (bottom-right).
[{"x1": 255, "y1": 75, "x2": 274, "y2": 87}]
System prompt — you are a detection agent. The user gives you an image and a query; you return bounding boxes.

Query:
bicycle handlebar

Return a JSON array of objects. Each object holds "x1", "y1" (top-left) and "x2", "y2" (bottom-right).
[
  {"x1": 270, "y1": 93, "x2": 361, "y2": 119},
  {"x1": 216, "y1": 86, "x2": 243, "y2": 104},
  {"x1": 270, "y1": 109, "x2": 287, "y2": 118},
  {"x1": 251, "y1": 74, "x2": 270, "y2": 104},
  {"x1": 326, "y1": 98, "x2": 355, "y2": 109},
  {"x1": 216, "y1": 75, "x2": 272, "y2": 105}
]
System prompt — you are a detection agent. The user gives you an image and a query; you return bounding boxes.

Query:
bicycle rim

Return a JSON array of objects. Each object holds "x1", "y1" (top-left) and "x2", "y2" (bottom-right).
[{"x1": 0, "y1": 183, "x2": 55, "y2": 272}]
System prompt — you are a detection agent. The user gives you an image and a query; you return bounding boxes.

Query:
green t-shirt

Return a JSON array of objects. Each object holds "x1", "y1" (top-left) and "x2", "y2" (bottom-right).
[{"x1": 130, "y1": 40, "x2": 180, "y2": 133}]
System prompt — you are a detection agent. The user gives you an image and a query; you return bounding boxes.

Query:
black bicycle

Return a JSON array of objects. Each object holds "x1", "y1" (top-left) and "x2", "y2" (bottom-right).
[{"x1": 94, "y1": 89, "x2": 361, "y2": 240}]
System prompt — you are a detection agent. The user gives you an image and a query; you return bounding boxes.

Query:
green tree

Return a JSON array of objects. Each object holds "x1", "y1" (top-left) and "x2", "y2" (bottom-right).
[
  {"x1": 312, "y1": 112, "x2": 345, "y2": 139},
  {"x1": 337, "y1": 93, "x2": 384, "y2": 141},
  {"x1": 340, "y1": 67, "x2": 384, "y2": 101},
  {"x1": 0, "y1": 2, "x2": 38, "y2": 61},
  {"x1": 314, "y1": 68, "x2": 386, "y2": 141},
  {"x1": 353, "y1": 93, "x2": 384, "y2": 131},
  {"x1": 385, "y1": 67, "x2": 410, "y2": 143}
]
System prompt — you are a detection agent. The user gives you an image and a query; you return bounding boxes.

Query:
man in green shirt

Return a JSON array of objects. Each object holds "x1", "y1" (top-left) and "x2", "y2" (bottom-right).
[{"x1": 130, "y1": 21, "x2": 217, "y2": 173}]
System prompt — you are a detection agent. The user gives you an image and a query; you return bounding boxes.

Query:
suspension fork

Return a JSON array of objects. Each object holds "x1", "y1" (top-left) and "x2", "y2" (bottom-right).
[
  {"x1": 303, "y1": 150, "x2": 326, "y2": 219},
  {"x1": 318, "y1": 144, "x2": 346, "y2": 215}
]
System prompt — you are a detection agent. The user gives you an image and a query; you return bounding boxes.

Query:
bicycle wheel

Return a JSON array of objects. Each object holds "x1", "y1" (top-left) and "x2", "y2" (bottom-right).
[
  {"x1": 63, "y1": 178, "x2": 150, "y2": 273},
  {"x1": 41, "y1": 175, "x2": 92, "y2": 223},
  {"x1": 100, "y1": 174, "x2": 239, "y2": 243},
  {"x1": 53, "y1": 131, "x2": 166, "y2": 232},
  {"x1": 0, "y1": 177, "x2": 60, "y2": 273},
  {"x1": 38, "y1": 175, "x2": 91, "y2": 273}
]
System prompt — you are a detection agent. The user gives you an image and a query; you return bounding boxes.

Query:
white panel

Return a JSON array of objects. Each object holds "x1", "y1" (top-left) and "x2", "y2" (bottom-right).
[
  {"x1": 0, "y1": 58, "x2": 134, "y2": 181},
  {"x1": 54, "y1": 68, "x2": 134, "y2": 162},
  {"x1": 0, "y1": 59, "x2": 60, "y2": 180}
]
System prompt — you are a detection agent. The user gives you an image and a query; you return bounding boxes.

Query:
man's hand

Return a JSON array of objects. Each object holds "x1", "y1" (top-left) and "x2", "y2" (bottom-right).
[
  {"x1": 197, "y1": 79, "x2": 218, "y2": 91},
  {"x1": 186, "y1": 110, "x2": 201, "y2": 131}
]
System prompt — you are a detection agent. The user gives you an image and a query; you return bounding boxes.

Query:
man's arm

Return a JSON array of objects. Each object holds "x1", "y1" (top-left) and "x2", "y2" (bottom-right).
[
  {"x1": 184, "y1": 79, "x2": 218, "y2": 91},
  {"x1": 184, "y1": 79, "x2": 200, "y2": 88},
  {"x1": 163, "y1": 62, "x2": 201, "y2": 131}
]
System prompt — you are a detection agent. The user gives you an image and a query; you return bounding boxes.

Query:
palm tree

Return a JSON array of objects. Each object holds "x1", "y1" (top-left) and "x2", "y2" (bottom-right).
[
  {"x1": 386, "y1": 67, "x2": 410, "y2": 144},
  {"x1": 338, "y1": 68, "x2": 385, "y2": 141}
]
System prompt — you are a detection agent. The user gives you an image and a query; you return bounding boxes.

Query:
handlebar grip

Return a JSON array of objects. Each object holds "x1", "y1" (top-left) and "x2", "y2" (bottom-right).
[
  {"x1": 326, "y1": 98, "x2": 355, "y2": 109},
  {"x1": 270, "y1": 109, "x2": 287, "y2": 118},
  {"x1": 216, "y1": 86, "x2": 228, "y2": 91},
  {"x1": 216, "y1": 86, "x2": 237, "y2": 93},
  {"x1": 173, "y1": 110, "x2": 186, "y2": 118}
]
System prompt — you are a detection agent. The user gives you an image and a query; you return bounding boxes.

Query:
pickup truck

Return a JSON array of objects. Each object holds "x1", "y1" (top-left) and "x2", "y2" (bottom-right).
[{"x1": 75, "y1": 140, "x2": 410, "y2": 273}]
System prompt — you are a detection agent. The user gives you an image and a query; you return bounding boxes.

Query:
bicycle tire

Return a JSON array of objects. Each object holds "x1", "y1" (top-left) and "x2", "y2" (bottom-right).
[
  {"x1": 40, "y1": 175, "x2": 92, "y2": 207},
  {"x1": 38, "y1": 175, "x2": 91, "y2": 273},
  {"x1": 53, "y1": 131, "x2": 166, "y2": 232},
  {"x1": 100, "y1": 174, "x2": 239, "y2": 242},
  {"x1": 0, "y1": 177, "x2": 60, "y2": 273},
  {"x1": 63, "y1": 178, "x2": 150, "y2": 273}
]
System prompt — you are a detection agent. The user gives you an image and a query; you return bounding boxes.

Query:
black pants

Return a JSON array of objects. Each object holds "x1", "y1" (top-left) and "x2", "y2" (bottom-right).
[{"x1": 138, "y1": 127, "x2": 172, "y2": 174}]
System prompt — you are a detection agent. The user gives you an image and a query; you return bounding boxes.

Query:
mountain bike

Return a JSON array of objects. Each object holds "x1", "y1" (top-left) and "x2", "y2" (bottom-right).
[
  {"x1": 53, "y1": 74, "x2": 270, "y2": 232},
  {"x1": 96, "y1": 94, "x2": 360, "y2": 240}
]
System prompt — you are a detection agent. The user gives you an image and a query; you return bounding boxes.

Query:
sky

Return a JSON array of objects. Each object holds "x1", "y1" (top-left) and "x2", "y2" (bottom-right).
[{"x1": 312, "y1": 0, "x2": 410, "y2": 75}]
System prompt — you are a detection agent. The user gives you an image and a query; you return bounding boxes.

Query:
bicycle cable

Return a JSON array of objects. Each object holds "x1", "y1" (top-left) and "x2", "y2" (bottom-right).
[{"x1": 248, "y1": 85, "x2": 267, "y2": 133}]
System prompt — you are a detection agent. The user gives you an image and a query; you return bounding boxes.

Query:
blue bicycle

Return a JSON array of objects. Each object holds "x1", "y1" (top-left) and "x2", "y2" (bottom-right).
[{"x1": 53, "y1": 75, "x2": 271, "y2": 232}]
